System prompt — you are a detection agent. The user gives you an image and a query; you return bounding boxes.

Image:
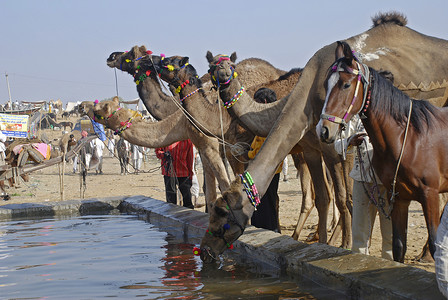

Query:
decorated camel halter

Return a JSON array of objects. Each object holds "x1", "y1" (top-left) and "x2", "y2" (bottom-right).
[
  {"x1": 113, "y1": 109, "x2": 141, "y2": 135},
  {"x1": 193, "y1": 196, "x2": 245, "y2": 256},
  {"x1": 223, "y1": 86, "x2": 245, "y2": 109},
  {"x1": 93, "y1": 100, "x2": 122, "y2": 123},
  {"x1": 239, "y1": 171, "x2": 261, "y2": 208},
  {"x1": 120, "y1": 50, "x2": 153, "y2": 71},
  {"x1": 320, "y1": 56, "x2": 370, "y2": 130},
  {"x1": 161, "y1": 60, "x2": 202, "y2": 103},
  {"x1": 208, "y1": 55, "x2": 238, "y2": 88}
]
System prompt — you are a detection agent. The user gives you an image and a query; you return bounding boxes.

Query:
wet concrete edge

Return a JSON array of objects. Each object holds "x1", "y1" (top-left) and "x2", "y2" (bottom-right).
[{"x1": 0, "y1": 195, "x2": 443, "y2": 299}]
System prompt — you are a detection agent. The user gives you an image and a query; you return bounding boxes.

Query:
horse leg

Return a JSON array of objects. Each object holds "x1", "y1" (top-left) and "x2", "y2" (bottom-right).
[
  {"x1": 292, "y1": 154, "x2": 315, "y2": 240},
  {"x1": 391, "y1": 199, "x2": 410, "y2": 262},
  {"x1": 421, "y1": 188, "x2": 441, "y2": 259},
  {"x1": 302, "y1": 149, "x2": 330, "y2": 244}
]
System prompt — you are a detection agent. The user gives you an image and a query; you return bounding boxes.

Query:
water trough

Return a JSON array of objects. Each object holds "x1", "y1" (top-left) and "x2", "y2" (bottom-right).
[{"x1": 0, "y1": 195, "x2": 443, "y2": 299}]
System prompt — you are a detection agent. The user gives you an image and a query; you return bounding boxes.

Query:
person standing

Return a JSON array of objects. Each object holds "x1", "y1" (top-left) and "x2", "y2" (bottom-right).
[
  {"x1": 91, "y1": 137, "x2": 104, "y2": 174},
  {"x1": 131, "y1": 144, "x2": 143, "y2": 174},
  {"x1": 335, "y1": 115, "x2": 393, "y2": 260},
  {"x1": 73, "y1": 131, "x2": 92, "y2": 173},
  {"x1": 155, "y1": 140, "x2": 194, "y2": 209},
  {"x1": 246, "y1": 88, "x2": 283, "y2": 232}
]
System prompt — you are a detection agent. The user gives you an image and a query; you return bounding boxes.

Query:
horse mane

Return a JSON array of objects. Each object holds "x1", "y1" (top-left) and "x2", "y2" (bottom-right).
[
  {"x1": 369, "y1": 68, "x2": 441, "y2": 134},
  {"x1": 371, "y1": 11, "x2": 407, "y2": 27}
]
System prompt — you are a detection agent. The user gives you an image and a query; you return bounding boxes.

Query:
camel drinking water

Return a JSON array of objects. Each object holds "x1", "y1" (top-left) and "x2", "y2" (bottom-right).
[{"x1": 199, "y1": 11, "x2": 448, "y2": 263}]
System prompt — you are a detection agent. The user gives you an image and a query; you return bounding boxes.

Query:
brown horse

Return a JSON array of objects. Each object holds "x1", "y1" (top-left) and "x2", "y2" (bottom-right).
[{"x1": 317, "y1": 41, "x2": 448, "y2": 262}]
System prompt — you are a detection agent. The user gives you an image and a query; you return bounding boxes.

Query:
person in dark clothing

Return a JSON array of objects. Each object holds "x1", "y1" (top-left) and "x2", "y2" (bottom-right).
[
  {"x1": 245, "y1": 88, "x2": 282, "y2": 232},
  {"x1": 155, "y1": 140, "x2": 194, "y2": 209}
]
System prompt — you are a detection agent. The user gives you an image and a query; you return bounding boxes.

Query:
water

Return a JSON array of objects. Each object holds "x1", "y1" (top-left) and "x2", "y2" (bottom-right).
[{"x1": 0, "y1": 214, "x2": 341, "y2": 299}]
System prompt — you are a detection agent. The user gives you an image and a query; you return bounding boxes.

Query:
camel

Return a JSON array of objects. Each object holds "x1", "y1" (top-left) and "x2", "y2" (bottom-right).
[
  {"x1": 105, "y1": 47, "x2": 291, "y2": 197},
  {"x1": 157, "y1": 55, "x2": 336, "y2": 241},
  {"x1": 199, "y1": 12, "x2": 448, "y2": 262},
  {"x1": 205, "y1": 51, "x2": 350, "y2": 247}
]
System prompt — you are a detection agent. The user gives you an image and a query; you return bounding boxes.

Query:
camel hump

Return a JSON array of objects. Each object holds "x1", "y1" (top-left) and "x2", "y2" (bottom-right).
[{"x1": 371, "y1": 11, "x2": 408, "y2": 27}]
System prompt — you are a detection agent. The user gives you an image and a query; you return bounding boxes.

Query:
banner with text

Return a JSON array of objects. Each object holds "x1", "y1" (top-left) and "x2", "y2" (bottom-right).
[{"x1": 0, "y1": 114, "x2": 29, "y2": 138}]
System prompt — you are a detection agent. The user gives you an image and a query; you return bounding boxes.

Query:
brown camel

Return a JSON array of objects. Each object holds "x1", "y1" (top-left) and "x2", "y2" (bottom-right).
[
  {"x1": 205, "y1": 51, "x2": 351, "y2": 247},
  {"x1": 158, "y1": 55, "x2": 336, "y2": 241},
  {"x1": 200, "y1": 12, "x2": 448, "y2": 263},
  {"x1": 105, "y1": 48, "x2": 234, "y2": 208}
]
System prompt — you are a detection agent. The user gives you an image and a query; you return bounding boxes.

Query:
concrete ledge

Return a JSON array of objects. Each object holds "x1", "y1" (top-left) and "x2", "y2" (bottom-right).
[{"x1": 0, "y1": 195, "x2": 443, "y2": 299}]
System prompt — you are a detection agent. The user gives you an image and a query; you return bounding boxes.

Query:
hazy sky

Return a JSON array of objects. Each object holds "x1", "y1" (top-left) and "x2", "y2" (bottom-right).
[{"x1": 1, "y1": 1, "x2": 447, "y2": 106}]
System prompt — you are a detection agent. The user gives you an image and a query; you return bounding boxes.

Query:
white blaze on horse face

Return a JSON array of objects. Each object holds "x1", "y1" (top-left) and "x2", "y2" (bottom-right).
[{"x1": 316, "y1": 71, "x2": 340, "y2": 137}]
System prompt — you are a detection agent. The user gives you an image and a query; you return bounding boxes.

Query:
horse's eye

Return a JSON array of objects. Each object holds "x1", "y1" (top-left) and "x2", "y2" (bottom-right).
[{"x1": 343, "y1": 83, "x2": 351, "y2": 89}]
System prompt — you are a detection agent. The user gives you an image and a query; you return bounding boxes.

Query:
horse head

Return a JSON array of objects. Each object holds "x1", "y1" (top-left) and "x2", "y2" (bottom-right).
[
  {"x1": 317, "y1": 41, "x2": 370, "y2": 144},
  {"x1": 199, "y1": 180, "x2": 251, "y2": 263},
  {"x1": 206, "y1": 51, "x2": 237, "y2": 88}
]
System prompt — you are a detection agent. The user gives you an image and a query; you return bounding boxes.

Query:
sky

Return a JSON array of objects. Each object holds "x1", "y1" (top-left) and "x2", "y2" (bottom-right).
[{"x1": 1, "y1": 0, "x2": 447, "y2": 107}]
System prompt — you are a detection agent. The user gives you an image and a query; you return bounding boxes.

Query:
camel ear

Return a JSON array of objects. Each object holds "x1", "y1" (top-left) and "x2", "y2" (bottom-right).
[
  {"x1": 180, "y1": 57, "x2": 189, "y2": 67},
  {"x1": 112, "y1": 96, "x2": 120, "y2": 104},
  {"x1": 230, "y1": 52, "x2": 237, "y2": 63},
  {"x1": 131, "y1": 45, "x2": 140, "y2": 57},
  {"x1": 139, "y1": 45, "x2": 147, "y2": 54},
  {"x1": 206, "y1": 51, "x2": 214, "y2": 63}
]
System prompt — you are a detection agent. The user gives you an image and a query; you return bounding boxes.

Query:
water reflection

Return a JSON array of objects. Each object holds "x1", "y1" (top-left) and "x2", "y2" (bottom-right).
[{"x1": 0, "y1": 215, "x2": 337, "y2": 299}]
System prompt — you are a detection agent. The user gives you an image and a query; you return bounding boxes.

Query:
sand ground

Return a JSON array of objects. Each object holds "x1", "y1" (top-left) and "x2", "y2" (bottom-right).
[{"x1": 0, "y1": 118, "x2": 434, "y2": 273}]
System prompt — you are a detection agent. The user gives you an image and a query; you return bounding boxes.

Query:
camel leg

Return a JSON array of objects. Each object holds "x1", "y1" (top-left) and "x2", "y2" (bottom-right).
[
  {"x1": 201, "y1": 159, "x2": 217, "y2": 213},
  {"x1": 323, "y1": 145, "x2": 353, "y2": 249},
  {"x1": 302, "y1": 149, "x2": 330, "y2": 244},
  {"x1": 292, "y1": 153, "x2": 315, "y2": 240},
  {"x1": 190, "y1": 135, "x2": 230, "y2": 192}
]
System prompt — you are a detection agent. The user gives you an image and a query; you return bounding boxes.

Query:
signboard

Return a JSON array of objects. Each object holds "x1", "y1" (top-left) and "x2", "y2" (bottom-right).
[{"x1": 0, "y1": 113, "x2": 29, "y2": 138}]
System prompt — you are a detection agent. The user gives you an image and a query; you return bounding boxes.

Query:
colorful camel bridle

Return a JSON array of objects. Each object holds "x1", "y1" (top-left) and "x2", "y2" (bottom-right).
[
  {"x1": 320, "y1": 55, "x2": 370, "y2": 129},
  {"x1": 208, "y1": 55, "x2": 238, "y2": 88},
  {"x1": 193, "y1": 196, "x2": 245, "y2": 257}
]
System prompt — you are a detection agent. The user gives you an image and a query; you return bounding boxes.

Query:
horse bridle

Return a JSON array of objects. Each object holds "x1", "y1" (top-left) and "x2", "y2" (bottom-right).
[{"x1": 320, "y1": 58, "x2": 370, "y2": 130}]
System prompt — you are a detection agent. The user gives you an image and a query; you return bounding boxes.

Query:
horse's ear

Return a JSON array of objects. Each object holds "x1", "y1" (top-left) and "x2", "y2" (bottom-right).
[
  {"x1": 230, "y1": 52, "x2": 237, "y2": 63},
  {"x1": 335, "y1": 41, "x2": 354, "y2": 62},
  {"x1": 206, "y1": 51, "x2": 214, "y2": 63},
  {"x1": 180, "y1": 56, "x2": 189, "y2": 67}
]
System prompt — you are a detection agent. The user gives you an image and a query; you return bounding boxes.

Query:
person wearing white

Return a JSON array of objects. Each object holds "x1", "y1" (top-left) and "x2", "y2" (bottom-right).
[
  {"x1": 131, "y1": 144, "x2": 143, "y2": 174},
  {"x1": 334, "y1": 115, "x2": 393, "y2": 260},
  {"x1": 435, "y1": 203, "x2": 448, "y2": 298},
  {"x1": 107, "y1": 135, "x2": 116, "y2": 157},
  {"x1": 91, "y1": 137, "x2": 105, "y2": 174},
  {"x1": 282, "y1": 156, "x2": 289, "y2": 181},
  {"x1": 190, "y1": 146, "x2": 200, "y2": 206},
  {"x1": 0, "y1": 131, "x2": 7, "y2": 162}
]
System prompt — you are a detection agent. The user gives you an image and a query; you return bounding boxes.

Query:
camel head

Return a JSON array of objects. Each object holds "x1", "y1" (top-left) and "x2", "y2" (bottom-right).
[
  {"x1": 106, "y1": 46, "x2": 163, "y2": 82},
  {"x1": 199, "y1": 179, "x2": 252, "y2": 263},
  {"x1": 206, "y1": 51, "x2": 237, "y2": 88},
  {"x1": 79, "y1": 101, "x2": 95, "y2": 119},
  {"x1": 158, "y1": 56, "x2": 203, "y2": 93}
]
